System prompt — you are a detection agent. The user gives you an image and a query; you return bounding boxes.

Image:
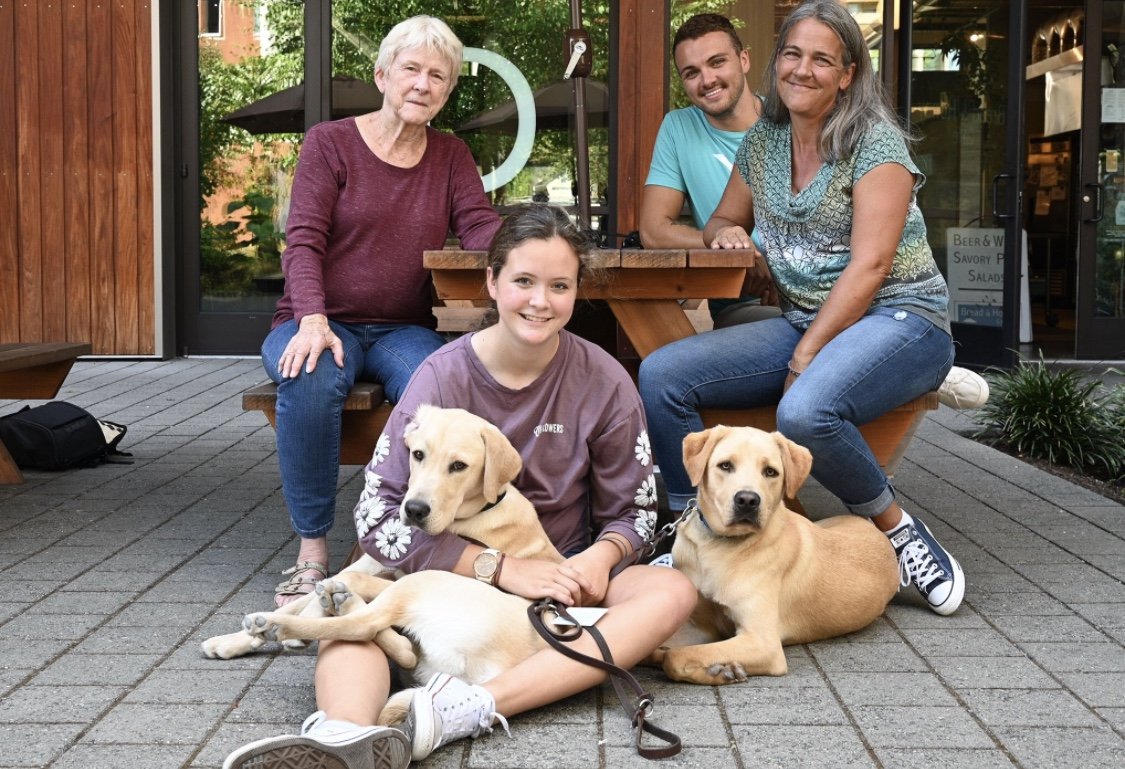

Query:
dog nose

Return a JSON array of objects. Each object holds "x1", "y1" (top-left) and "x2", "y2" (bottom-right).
[
  {"x1": 733, "y1": 490, "x2": 760, "y2": 513},
  {"x1": 402, "y1": 499, "x2": 430, "y2": 524}
]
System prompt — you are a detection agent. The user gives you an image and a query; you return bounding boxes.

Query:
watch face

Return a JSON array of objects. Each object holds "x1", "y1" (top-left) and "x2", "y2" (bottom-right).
[{"x1": 475, "y1": 550, "x2": 499, "y2": 578}]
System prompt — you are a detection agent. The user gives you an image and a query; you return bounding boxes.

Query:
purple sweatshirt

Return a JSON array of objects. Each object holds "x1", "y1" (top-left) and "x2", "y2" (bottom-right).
[
  {"x1": 354, "y1": 331, "x2": 659, "y2": 572},
  {"x1": 272, "y1": 118, "x2": 501, "y2": 328}
]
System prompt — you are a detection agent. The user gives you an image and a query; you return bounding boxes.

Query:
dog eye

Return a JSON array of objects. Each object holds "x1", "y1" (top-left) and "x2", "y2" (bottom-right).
[
  {"x1": 449, "y1": 460, "x2": 467, "y2": 472},
  {"x1": 412, "y1": 450, "x2": 424, "y2": 462},
  {"x1": 717, "y1": 461, "x2": 734, "y2": 472},
  {"x1": 763, "y1": 466, "x2": 779, "y2": 478}
]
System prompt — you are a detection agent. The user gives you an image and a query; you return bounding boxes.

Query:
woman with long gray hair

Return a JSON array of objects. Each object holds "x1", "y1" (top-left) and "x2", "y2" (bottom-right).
[{"x1": 641, "y1": 0, "x2": 965, "y2": 616}]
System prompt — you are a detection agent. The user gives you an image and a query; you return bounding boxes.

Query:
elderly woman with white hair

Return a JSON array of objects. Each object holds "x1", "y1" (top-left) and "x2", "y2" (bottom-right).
[{"x1": 261, "y1": 15, "x2": 501, "y2": 609}]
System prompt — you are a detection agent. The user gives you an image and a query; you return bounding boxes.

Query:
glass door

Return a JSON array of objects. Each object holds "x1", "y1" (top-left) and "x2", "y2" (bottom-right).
[
  {"x1": 178, "y1": 0, "x2": 308, "y2": 355},
  {"x1": 1077, "y1": 0, "x2": 1125, "y2": 357},
  {"x1": 909, "y1": 1, "x2": 1028, "y2": 368}
]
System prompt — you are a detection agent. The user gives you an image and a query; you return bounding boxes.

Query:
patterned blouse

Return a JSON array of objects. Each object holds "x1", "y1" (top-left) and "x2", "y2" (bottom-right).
[{"x1": 735, "y1": 119, "x2": 950, "y2": 332}]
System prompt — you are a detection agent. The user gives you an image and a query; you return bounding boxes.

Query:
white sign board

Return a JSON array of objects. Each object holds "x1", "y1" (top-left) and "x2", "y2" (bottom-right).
[{"x1": 946, "y1": 227, "x2": 1004, "y2": 326}]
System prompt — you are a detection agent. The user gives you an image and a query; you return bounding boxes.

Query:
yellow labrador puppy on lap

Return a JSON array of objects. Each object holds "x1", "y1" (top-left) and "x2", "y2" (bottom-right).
[{"x1": 657, "y1": 425, "x2": 898, "y2": 684}]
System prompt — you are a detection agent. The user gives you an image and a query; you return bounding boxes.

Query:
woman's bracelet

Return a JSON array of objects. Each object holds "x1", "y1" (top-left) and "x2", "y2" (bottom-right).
[
  {"x1": 600, "y1": 533, "x2": 631, "y2": 561},
  {"x1": 788, "y1": 361, "x2": 804, "y2": 378},
  {"x1": 492, "y1": 552, "x2": 507, "y2": 588}
]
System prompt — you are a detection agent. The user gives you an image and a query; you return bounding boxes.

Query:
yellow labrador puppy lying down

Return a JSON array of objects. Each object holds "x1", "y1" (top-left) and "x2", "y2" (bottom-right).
[
  {"x1": 201, "y1": 405, "x2": 564, "y2": 715},
  {"x1": 655, "y1": 426, "x2": 899, "y2": 684}
]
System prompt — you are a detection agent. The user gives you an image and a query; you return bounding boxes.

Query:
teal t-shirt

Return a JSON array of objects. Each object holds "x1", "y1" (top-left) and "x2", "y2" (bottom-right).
[
  {"x1": 734, "y1": 119, "x2": 950, "y2": 332},
  {"x1": 645, "y1": 106, "x2": 746, "y2": 230}
]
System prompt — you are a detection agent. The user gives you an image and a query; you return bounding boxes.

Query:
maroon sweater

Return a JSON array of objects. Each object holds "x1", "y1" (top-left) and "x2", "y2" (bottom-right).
[{"x1": 272, "y1": 118, "x2": 501, "y2": 328}]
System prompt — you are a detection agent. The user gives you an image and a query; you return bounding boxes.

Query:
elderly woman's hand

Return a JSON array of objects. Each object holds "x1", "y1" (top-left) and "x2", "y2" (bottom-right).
[
  {"x1": 711, "y1": 225, "x2": 754, "y2": 250},
  {"x1": 278, "y1": 313, "x2": 345, "y2": 378}
]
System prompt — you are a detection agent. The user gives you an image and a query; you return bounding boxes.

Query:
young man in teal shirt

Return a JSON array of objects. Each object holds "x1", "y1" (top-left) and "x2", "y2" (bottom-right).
[{"x1": 640, "y1": 13, "x2": 778, "y2": 326}]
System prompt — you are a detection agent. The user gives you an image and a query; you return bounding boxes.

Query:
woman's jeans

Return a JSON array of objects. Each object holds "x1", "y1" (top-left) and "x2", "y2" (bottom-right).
[
  {"x1": 639, "y1": 308, "x2": 953, "y2": 518},
  {"x1": 262, "y1": 320, "x2": 445, "y2": 538}
]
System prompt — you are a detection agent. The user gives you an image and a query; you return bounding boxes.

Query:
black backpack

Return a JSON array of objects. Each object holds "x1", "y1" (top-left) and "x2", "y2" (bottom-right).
[{"x1": 0, "y1": 401, "x2": 128, "y2": 471}]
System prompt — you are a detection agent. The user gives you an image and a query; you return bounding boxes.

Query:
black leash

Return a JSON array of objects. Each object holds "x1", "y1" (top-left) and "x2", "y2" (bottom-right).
[
  {"x1": 527, "y1": 599, "x2": 681, "y2": 759},
  {"x1": 525, "y1": 501, "x2": 701, "y2": 760}
]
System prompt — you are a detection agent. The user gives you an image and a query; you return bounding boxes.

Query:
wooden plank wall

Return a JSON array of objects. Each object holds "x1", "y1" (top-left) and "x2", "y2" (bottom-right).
[{"x1": 0, "y1": 0, "x2": 154, "y2": 355}]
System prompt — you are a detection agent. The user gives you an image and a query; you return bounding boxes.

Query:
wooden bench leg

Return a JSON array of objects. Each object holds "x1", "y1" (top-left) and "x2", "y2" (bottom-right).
[{"x1": 0, "y1": 440, "x2": 25, "y2": 485}]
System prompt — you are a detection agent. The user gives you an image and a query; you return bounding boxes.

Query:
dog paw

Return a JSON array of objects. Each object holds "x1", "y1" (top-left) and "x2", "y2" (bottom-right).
[
  {"x1": 201, "y1": 630, "x2": 264, "y2": 659},
  {"x1": 315, "y1": 579, "x2": 353, "y2": 616},
  {"x1": 706, "y1": 662, "x2": 748, "y2": 683},
  {"x1": 242, "y1": 612, "x2": 281, "y2": 642}
]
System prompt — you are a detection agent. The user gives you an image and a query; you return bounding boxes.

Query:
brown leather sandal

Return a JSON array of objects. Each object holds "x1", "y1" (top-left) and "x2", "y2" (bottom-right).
[{"x1": 274, "y1": 560, "x2": 328, "y2": 604}]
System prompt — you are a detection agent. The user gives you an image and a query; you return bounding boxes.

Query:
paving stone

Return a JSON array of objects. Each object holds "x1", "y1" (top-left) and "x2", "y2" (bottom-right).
[
  {"x1": 24, "y1": 591, "x2": 135, "y2": 616},
  {"x1": 0, "y1": 722, "x2": 85, "y2": 765},
  {"x1": 724, "y1": 685, "x2": 847, "y2": 725},
  {"x1": 468, "y1": 721, "x2": 599, "y2": 768},
  {"x1": 1018, "y1": 642, "x2": 1125, "y2": 673},
  {"x1": 221, "y1": 684, "x2": 316, "y2": 724},
  {"x1": 0, "y1": 684, "x2": 125, "y2": 723},
  {"x1": 733, "y1": 724, "x2": 876, "y2": 768},
  {"x1": 966, "y1": 590, "x2": 1072, "y2": 615},
  {"x1": 873, "y1": 747, "x2": 1018, "y2": 768},
  {"x1": 929, "y1": 655, "x2": 1059, "y2": 689},
  {"x1": 1056, "y1": 671, "x2": 1125, "y2": 708},
  {"x1": 830, "y1": 671, "x2": 959, "y2": 707},
  {"x1": 992, "y1": 725, "x2": 1125, "y2": 769},
  {"x1": 0, "y1": 637, "x2": 71, "y2": 667},
  {"x1": 107, "y1": 601, "x2": 217, "y2": 628},
  {"x1": 808, "y1": 641, "x2": 927, "y2": 673},
  {"x1": 51, "y1": 743, "x2": 200, "y2": 769},
  {"x1": 84, "y1": 702, "x2": 228, "y2": 744},
  {"x1": 71, "y1": 624, "x2": 189, "y2": 655},
  {"x1": 897, "y1": 627, "x2": 1022, "y2": 657},
  {"x1": 959, "y1": 687, "x2": 1103, "y2": 727},
  {"x1": 124, "y1": 668, "x2": 258, "y2": 704},
  {"x1": 987, "y1": 613, "x2": 1111, "y2": 643},
  {"x1": 0, "y1": 612, "x2": 105, "y2": 640},
  {"x1": 850, "y1": 705, "x2": 994, "y2": 749},
  {"x1": 604, "y1": 745, "x2": 740, "y2": 769},
  {"x1": 29, "y1": 653, "x2": 162, "y2": 686}
]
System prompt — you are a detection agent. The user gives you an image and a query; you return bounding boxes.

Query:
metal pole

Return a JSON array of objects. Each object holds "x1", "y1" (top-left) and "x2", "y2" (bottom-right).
[{"x1": 570, "y1": 2, "x2": 591, "y2": 228}]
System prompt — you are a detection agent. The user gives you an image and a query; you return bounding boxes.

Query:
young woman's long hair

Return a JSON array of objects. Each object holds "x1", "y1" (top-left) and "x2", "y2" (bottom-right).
[{"x1": 761, "y1": 0, "x2": 914, "y2": 163}]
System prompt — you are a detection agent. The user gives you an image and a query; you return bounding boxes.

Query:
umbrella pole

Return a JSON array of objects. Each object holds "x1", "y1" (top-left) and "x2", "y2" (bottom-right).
[{"x1": 570, "y1": 2, "x2": 591, "y2": 230}]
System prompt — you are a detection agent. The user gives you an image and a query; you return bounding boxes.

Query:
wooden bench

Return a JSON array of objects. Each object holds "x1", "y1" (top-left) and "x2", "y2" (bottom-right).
[
  {"x1": 242, "y1": 382, "x2": 393, "y2": 466},
  {"x1": 701, "y1": 391, "x2": 939, "y2": 479},
  {"x1": 0, "y1": 342, "x2": 92, "y2": 484}
]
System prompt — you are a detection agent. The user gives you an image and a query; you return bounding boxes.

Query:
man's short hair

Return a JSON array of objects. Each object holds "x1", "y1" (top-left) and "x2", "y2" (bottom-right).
[{"x1": 672, "y1": 13, "x2": 743, "y2": 56}]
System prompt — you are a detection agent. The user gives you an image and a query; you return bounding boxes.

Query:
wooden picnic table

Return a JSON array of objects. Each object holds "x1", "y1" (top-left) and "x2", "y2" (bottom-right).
[{"x1": 424, "y1": 248, "x2": 755, "y2": 358}]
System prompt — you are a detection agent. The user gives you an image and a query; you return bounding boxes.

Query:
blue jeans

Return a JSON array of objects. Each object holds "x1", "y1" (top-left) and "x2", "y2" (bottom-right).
[
  {"x1": 261, "y1": 320, "x2": 445, "y2": 538},
  {"x1": 639, "y1": 307, "x2": 953, "y2": 518}
]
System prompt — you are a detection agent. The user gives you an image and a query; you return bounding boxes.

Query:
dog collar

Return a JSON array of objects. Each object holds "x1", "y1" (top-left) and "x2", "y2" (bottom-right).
[
  {"x1": 692, "y1": 506, "x2": 715, "y2": 535},
  {"x1": 479, "y1": 490, "x2": 507, "y2": 513}
]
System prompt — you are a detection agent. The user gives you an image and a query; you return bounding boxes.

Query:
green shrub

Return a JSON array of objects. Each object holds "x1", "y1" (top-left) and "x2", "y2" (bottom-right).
[{"x1": 973, "y1": 356, "x2": 1125, "y2": 482}]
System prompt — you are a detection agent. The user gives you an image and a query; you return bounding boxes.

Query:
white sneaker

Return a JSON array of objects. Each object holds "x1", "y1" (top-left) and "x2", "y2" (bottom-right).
[
  {"x1": 937, "y1": 366, "x2": 989, "y2": 409},
  {"x1": 222, "y1": 710, "x2": 410, "y2": 769},
  {"x1": 404, "y1": 673, "x2": 509, "y2": 761}
]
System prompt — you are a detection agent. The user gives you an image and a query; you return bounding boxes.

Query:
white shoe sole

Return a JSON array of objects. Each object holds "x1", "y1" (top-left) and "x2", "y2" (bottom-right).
[
  {"x1": 222, "y1": 729, "x2": 410, "y2": 769},
  {"x1": 928, "y1": 557, "x2": 965, "y2": 616}
]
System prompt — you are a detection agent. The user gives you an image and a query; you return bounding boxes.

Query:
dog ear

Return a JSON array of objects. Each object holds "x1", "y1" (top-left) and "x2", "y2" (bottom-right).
[
  {"x1": 404, "y1": 404, "x2": 434, "y2": 436},
  {"x1": 682, "y1": 427, "x2": 728, "y2": 487},
  {"x1": 480, "y1": 424, "x2": 523, "y2": 502},
  {"x1": 772, "y1": 432, "x2": 813, "y2": 497}
]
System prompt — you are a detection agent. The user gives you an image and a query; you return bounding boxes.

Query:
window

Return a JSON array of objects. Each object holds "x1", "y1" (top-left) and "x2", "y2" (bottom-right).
[{"x1": 201, "y1": 0, "x2": 222, "y2": 38}]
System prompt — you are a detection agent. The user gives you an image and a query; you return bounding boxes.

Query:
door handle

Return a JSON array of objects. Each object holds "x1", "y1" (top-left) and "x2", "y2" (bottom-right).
[
  {"x1": 1083, "y1": 182, "x2": 1104, "y2": 223},
  {"x1": 992, "y1": 172, "x2": 1015, "y2": 220}
]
